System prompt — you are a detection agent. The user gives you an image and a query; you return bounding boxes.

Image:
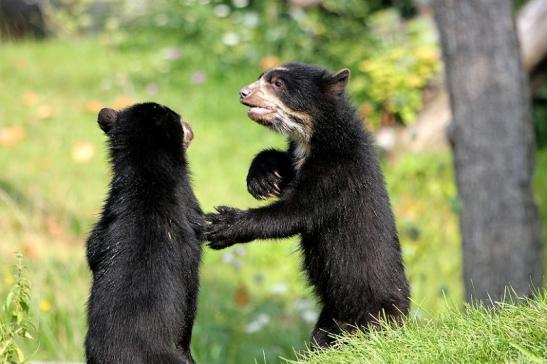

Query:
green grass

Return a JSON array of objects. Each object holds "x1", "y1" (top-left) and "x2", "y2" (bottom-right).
[
  {"x1": 293, "y1": 292, "x2": 547, "y2": 364},
  {"x1": 0, "y1": 37, "x2": 545, "y2": 363}
]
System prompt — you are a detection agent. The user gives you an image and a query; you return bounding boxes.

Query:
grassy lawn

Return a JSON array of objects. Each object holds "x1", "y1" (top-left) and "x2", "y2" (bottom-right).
[
  {"x1": 0, "y1": 38, "x2": 545, "y2": 363},
  {"x1": 294, "y1": 292, "x2": 547, "y2": 364}
]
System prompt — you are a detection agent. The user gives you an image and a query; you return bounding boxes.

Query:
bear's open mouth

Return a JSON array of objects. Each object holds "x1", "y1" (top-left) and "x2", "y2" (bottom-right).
[
  {"x1": 241, "y1": 100, "x2": 275, "y2": 122},
  {"x1": 248, "y1": 106, "x2": 274, "y2": 119}
]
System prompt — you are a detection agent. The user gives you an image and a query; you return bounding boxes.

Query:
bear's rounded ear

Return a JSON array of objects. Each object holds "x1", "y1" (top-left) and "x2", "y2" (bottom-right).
[
  {"x1": 323, "y1": 68, "x2": 351, "y2": 96},
  {"x1": 98, "y1": 108, "x2": 118, "y2": 134}
]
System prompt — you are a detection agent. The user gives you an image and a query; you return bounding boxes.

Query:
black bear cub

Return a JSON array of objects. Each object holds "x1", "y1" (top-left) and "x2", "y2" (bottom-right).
[
  {"x1": 206, "y1": 63, "x2": 410, "y2": 347},
  {"x1": 85, "y1": 103, "x2": 202, "y2": 364}
]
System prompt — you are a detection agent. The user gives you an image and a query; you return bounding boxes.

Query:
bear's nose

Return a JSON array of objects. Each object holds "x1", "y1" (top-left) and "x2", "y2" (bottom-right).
[{"x1": 239, "y1": 87, "x2": 251, "y2": 99}]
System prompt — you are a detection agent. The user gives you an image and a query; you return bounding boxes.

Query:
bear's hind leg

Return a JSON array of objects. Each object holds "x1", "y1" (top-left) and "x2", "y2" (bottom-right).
[{"x1": 310, "y1": 308, "x2": 340, "y2": 349}]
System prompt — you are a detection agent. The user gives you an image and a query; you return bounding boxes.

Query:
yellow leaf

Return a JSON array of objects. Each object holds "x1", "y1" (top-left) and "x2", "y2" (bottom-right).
[
  {"x1": 113, "y1": 95, "x2": 133, "y2": 109},
  {"x1": 36, "y1": 105, "x2": 54, "y2": 120},
  {"x1": 71, "y1": 141, "x2": 96, "y2": 163},
  {"x1": 22, "y1": 91, "x2": 38, "y2": 106},
  {"x1": 46, "y1": 215, "x2": 64, "y2": 238},
  {"x1": 260, "y1": 56, "x2": 281, "y2": 71},
  {"x1": 233, "y1": 284, "x2": 250, "y2": 307},
  {"x1": 0, "y1": 126, "x2": 26, "y2": 148},
  {"x1": 83, "y1": 100, "x2": 104, "y2": 113},
  {"x1": 16, "y1": 58, "x2": 28, "y2": 70},
  {"x1": 359, "y1": 102, "x2": 374, "y2": 117},
  {"x1": 22, "y1": 242, "x2": 39, "y2": 259},
  {"x1": 39, "y1": 299, "x2": 51, "y2": 312},
  {"x1": 4, "y1": 275, "x2": 14, "y2": 286}
]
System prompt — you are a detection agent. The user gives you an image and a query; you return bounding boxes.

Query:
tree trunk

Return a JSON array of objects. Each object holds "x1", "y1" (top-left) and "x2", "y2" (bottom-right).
[
  {"x1": 0, "y1": 0, "x2": 47, "y2": 39},
  {"x1": 433, "y1": 0, "x2": 542, "y2": 304}
]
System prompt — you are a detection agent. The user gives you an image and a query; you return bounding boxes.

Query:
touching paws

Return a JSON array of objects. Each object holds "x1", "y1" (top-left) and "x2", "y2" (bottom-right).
[{"x1": 205, "y1": 206, "x2": 246, "y2": 250}]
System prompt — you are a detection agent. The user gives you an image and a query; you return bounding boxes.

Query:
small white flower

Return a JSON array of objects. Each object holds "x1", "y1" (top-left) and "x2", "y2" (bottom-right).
[
  {"x1": 162, "y1": 47, "x2": 182, "y2": 61},
  {"x1": 245, "y1": 313, "x2": 271, "y2": 333},
  {"x1": 245, "y1": 321, "x2": 261, "y2": 333},
  {"x1": 233, "y1": 259, "x2": 242, "y2": 270},
  {"x1": 293, "y1": 298, "x2": 313, "y2": 311},
  {"x1": 257, "y1": 313, "x2": 270, "y2": 325},
  {"x1": 270, "y1": 283, "x2": 288, "y2": 295},
  {"x1": 235, "y1": 246, "x2": 247, "y2": 256},
  {"x1": 222, "y1": 252, "x2": 235, "y2": 264},
  {"x1": 289, "y1": 7, "x2": 306, "y2": 21},
  {"x1": 222, "y1": 32, "x2": 240, "y2": 47},
  {"x1": 154, "y1": 14, "x2": 168, "y2": 26},
  {"x1": 302, "y1": 309, "x2": 318, "y2": 323},
  {"x1": 191, "y1": 71, "x2": 207, "y2": 85},
  {"x1": 242, "y1": 12, "x2": 259, "y2": 28},
  {"x1": 145, "y1": 83, "x2": 159, "y2": 95},
  {"x1": 233, "y1": 0, "x2": 249, "y2": 8},
  {"x1": 214, "y1": 4, "x2": 230, "y2": 17}
]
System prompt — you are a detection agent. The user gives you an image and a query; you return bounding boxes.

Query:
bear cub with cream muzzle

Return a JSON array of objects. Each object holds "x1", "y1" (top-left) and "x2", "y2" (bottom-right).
[{"x1": 206, "y1": 63, "x2": 410, "y2": 348}]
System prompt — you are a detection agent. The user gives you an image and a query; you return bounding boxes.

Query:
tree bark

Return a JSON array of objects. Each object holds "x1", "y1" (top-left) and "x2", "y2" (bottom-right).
[
  {"x1": 433, "y1": 0, "x2": 542, "y2": 304},
  {"x1": 0, "y1": 0, "x2": 47, "y2": 39}
]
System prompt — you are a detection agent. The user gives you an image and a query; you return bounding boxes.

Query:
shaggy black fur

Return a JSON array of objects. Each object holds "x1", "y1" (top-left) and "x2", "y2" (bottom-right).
[
  {"x1": 206, "y1": 63, "x2": 410, "y2": 347},
  {"x1": 85, "y1": 103, "x2": 203, "y2": 364}
]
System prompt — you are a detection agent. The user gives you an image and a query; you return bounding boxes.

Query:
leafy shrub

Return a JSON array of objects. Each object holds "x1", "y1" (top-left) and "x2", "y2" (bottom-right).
[
  {"x1": 352, "y1": 11, "x2": 440, "y2": 127},
  {"x1": 0, "y1": 254, "x2": 34, "y2": 364}
]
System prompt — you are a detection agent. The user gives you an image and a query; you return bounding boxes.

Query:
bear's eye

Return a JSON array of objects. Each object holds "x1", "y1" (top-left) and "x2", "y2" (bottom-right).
[{"x1": 272, "y1": 78, "x2": 284, "y2": 89}]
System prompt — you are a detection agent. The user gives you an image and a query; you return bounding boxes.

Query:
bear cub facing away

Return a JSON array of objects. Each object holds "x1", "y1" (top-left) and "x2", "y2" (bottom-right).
[
  {"x1": 85, "y1": 103, "x2": 202, "y2": 364},
  {"x1": 206, "y1": 63, "x2": 410, "y2": 347}
]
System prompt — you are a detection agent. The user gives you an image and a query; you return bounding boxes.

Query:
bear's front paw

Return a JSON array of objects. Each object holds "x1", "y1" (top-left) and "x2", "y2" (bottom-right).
[
  {"x1": 247, "y1": 150, "x2": 288, "y2": 200},
  {"x1": 204, "y1": 206, "x2": 245, "y2": 249},
  {"x1": 247, "y1": 170, "x2": 283, "y2": 200},
  {"x1": 207, "y1": 240, "x2": 236, "y2": 250}
]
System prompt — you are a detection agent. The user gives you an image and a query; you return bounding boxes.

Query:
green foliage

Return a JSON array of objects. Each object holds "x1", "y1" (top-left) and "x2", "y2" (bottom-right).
[
  {"x1": 352, "y1": 11, "x2": 440, "y2": 127},
  {"x1": 0, "y1": 254, "x2": 34, "y2": 364},
  {"x1": 43, "y1": 0, "x2": 126, "y2": 37},
  {"x1": 291, "y1": 291, "x2": 547, "y2": 364},
  {"x1": 43, "y1": 0, "x2": 441, "y2": 128},
  {"x1": 386, "y1": 153, "x2": 462, "y2": 312}
]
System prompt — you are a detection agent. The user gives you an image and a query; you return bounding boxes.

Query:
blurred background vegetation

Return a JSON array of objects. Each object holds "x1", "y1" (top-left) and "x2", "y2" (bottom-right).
[{"x1": 0, "y1": 0, "x2": 545, "y2": 363}]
